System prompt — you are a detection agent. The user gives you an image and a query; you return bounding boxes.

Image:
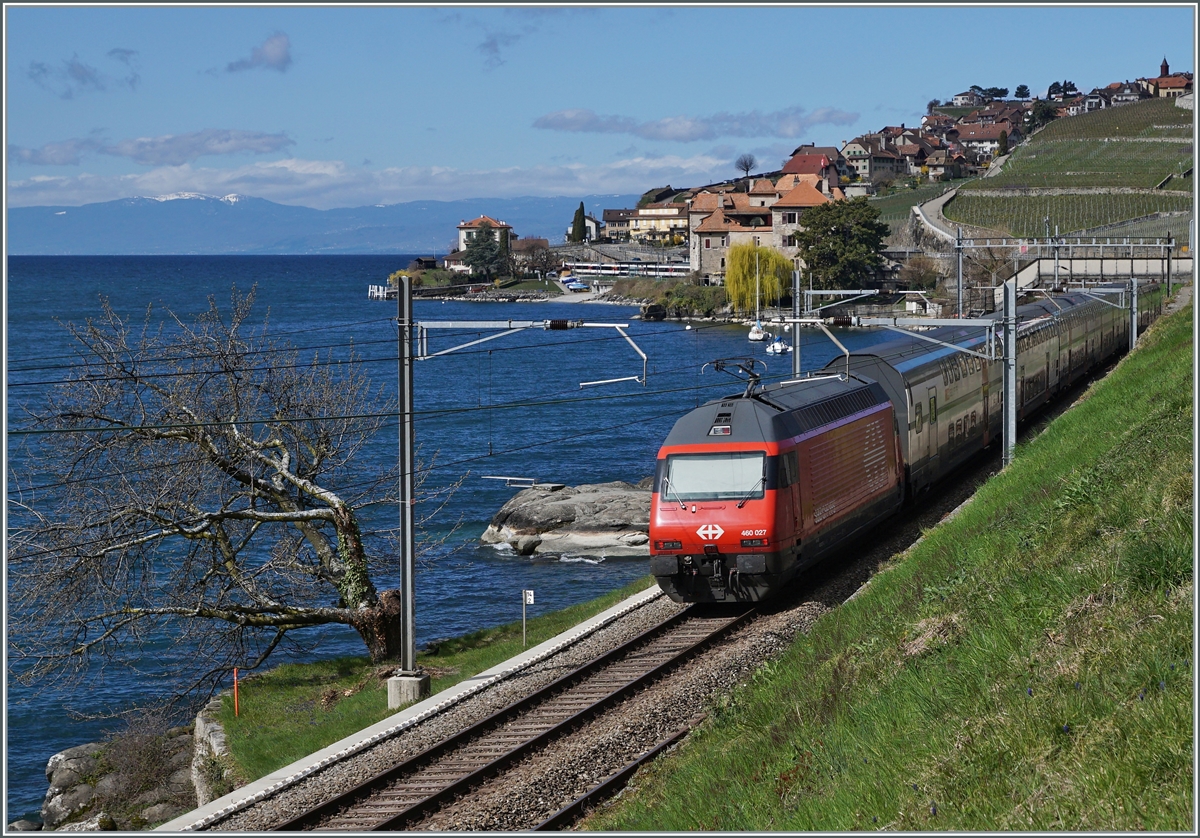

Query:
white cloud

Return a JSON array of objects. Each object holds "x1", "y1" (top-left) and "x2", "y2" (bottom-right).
[
  {"x1": 27, "y1": 55, "x2": 105, "y2": 99},
  {"x1": 8, "y1": 130, "x2": 296, "y2": 168},
  {"x1": 227, "y1": 32, "x2": 293, "y2": 73},
  {"x1": 6, "y1": 153, "x2": 736, "y2": 210},
  {"x1": 8, "y1": 137, "x2": 104, "y2": 166},
  {"x1": 534, "y1": 105, "x2": 860, "y2": 142},
  {"x1": 101, "y1": 130, "x2": 296, "y2": 166}
]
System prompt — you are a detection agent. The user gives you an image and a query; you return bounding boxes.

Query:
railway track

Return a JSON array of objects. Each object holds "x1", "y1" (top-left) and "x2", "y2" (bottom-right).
[{"x1": 272, "y1": 603, "x2": 753, "y2": 831}]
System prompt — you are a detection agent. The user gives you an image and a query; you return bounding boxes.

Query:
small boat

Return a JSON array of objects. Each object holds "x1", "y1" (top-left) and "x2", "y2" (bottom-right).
[
  {"x1": 748, "y1": 320, "x2": 766, "y2": 341},
  {"x1": 765, "y1": 336, "x2": 792, "y2": 354}
]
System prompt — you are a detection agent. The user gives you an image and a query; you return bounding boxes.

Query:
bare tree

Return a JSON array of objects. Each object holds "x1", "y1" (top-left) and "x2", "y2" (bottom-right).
[
  {"x1": 899, "y1": 254, "x2": 944, "y2": 290},
  {"x1": 7, "y1": 287, "x2": 461, "y2": 707},
  {"x1": 735, "y1": 153, "x2": 757, "y2": 178}
]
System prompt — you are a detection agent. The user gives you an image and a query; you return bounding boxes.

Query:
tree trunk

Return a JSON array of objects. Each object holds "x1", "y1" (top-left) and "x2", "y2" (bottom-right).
[{"x1": 348, "y1": 589, "x2": 407, "y2": 663}]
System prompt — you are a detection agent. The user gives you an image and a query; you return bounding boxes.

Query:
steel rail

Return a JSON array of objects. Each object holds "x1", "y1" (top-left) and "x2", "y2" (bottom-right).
[
  {"x1": 272, "y1": 604, "x2": 753, "y2": 831},
  {"x1": 532, "y1": 720, "x2": 701, "y2": 831}
]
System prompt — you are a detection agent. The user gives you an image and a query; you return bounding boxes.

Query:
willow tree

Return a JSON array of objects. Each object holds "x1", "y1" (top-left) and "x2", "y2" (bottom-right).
[
  {"x1": 7, "y1": 288, "x2": 459, "y2": 706},
  {"x1": 724, "y1": 243, "x2": 792, "y2": 314}
]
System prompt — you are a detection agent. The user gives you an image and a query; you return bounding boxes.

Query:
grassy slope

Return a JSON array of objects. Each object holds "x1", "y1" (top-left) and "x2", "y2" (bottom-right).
[{"x1": 587, "y1": 300, "x2": 1193, "y2": 831}]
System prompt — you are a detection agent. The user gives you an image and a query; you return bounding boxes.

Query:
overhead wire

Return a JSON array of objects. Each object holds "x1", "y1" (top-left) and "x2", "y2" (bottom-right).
[{"x1": 5, "y1": 317, "x2": 732, "y2": 384}]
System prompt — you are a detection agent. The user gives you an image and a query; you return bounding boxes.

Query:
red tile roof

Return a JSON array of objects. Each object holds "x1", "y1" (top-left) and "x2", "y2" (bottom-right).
[
  {"x1": 458, "y1": 215, "x2": 512, "y2": 229},
  {"x1": 781, "y1": 153, "x2": 832, "y2": 176},
  {"x1": 773, "y1": 181, "x2": 830, "y2": 209},
  {"x1": 694, "y1": 207, "x2": 763, "y2": 233}
]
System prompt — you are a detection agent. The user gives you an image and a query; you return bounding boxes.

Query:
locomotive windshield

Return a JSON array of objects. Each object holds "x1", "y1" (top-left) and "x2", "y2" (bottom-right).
[{"x1": 665, "y1": 452, "x2": 765, "y2": 502}]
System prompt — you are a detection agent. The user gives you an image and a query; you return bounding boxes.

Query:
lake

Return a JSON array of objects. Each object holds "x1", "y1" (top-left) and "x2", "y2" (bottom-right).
[{"x1": 4, "y1": 255, "x2": 892, "y2": 821}]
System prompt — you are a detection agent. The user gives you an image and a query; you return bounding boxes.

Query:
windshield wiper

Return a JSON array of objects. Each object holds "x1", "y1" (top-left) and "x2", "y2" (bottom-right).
[
  {"x1": 663, "y1": 478, "x2": 687, "y2": 510},
  {"x1": 736, "y1": 477, "x2": 765, "y2": 508}
]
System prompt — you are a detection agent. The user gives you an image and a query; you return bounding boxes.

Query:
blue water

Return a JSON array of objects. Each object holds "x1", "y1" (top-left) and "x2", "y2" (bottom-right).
[{"x1": 4, "y1": 256, "x2": 892, "y2": 821}]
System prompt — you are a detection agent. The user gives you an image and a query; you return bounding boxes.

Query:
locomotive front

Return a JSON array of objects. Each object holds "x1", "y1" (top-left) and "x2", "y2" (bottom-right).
[{"x1": 649, "y1": 397, "x2": 789, "y2": 602}]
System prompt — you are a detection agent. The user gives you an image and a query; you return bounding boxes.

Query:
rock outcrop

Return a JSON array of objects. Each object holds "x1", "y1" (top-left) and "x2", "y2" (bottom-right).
[
  {"x1": 25, "y1": 725, "x2": 198, "y2": 831},
  {"x1": 481, "y1": 479, "x2": 652, "y2": 557}
]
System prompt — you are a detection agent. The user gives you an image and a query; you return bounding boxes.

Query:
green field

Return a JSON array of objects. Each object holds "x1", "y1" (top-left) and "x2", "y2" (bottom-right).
[
  {"x1": 1034, "y1": 96, "x2": 1193, "y2": 140},
  {"x1": 961, "y1": 140, "x2": 1192, "y2": 191},
  {"x1": 587, "y1": 298, "x2": 1194, "y2": 831},
  {"x1": 946, "y1": 192, "x2": 1192, "y2": 238},
  {"x1": 944, "y1": 97, "x2": 1194, "y2": 238}
]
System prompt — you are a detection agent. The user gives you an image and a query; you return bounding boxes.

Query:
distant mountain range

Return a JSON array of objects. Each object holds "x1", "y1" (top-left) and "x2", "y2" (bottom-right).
[{"x1": 6, "y1": 192, "x2": 643, "y2": 255}]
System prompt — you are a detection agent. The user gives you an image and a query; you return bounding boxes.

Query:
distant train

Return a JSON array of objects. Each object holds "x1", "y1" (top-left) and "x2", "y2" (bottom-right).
[{"x1": 649, "y1": 283, "x2": 1163, "y2": 603}]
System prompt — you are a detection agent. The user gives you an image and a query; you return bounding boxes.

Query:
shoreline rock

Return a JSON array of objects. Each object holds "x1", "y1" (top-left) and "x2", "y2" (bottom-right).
[
  {"x1": 481, "y1": 479, "x2": 653, "y2": 557},
  {"x1": 30, "y1": 725, "x2": 199, "y2": 832},
  {"x1": 21, "y1": 697, "x2": 239, "y2": 832}
]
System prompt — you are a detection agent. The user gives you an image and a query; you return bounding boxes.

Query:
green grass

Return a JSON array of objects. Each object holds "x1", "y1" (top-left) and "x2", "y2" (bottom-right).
[
  {"x1": 961, "y1": 140, "x2": 1192, "y2": 192},
  {"x1": 945, "y1": 192, "x2": 1193, "y2": 238},
  {"x1": 586, "y1": 299, "x2": 1193, "y2": 831},
  {"x1": 1035, "y1": 97, "x2": 1193, "y2": 141},
  {"x1": 933, "y1": 106, "x2": 979, "y2": 120},
  {"x1": 216, "y1": 576, "x2": 656, "y2": 783}
]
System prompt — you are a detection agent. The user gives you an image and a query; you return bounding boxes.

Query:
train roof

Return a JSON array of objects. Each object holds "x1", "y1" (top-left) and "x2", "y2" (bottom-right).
[
  {"x1": 835, "y1": 289, "x2": 1119, "y2": 374},
  {"x1": 661, "y1": 374, "x2": 891, "y2": 448}
]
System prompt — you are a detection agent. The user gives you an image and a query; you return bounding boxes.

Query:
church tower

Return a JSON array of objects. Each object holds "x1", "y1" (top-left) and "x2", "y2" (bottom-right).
[{"x1": 1161, "y1": 56, "x2": 1170, "y2": 78}]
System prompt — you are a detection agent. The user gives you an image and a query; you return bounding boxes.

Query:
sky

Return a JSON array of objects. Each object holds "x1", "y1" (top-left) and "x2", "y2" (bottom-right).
[{"x1": 4, "y1": 2, "x2": 1196, "y2": 210}]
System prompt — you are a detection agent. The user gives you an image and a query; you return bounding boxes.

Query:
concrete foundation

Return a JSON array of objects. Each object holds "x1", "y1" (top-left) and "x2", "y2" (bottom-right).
[{"x1": 387, "y1": 673, "x2": 431, "y2": 709}]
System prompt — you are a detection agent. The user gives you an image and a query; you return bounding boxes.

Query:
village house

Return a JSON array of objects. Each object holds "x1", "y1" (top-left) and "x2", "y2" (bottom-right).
[
  {"x1": 595, "y1": 202, "x2": 687, "y2": 243},
  {"x1": 444, "y1": 215, "x2": 517, "y2": 275},
  {"x1": 920, "y1": 112, "x2": 956, "y2": 137},
  {"x1": 456, "y1": 215, "x2": 515, "y2": 253},
  {"x1": 1083, "y1": 87, "x2": 1111, "y2": 112},
  {"x1": 564, "y1": 213, "x2": 603, "y2": 242},
  {"x1": 779, "y1": 152, "x2": 838, "y2": 191},
  {"x1": 628, "y1": 202, "x2": 690, "y2": 243},
  {"x1": 945, "y1": 122, "x2": 1021, "y2": 158},
  {"x1": 1065, "y1": 95, "x2": 1088, "y2": 117},
  {"x1": 1138, "y1": 57, "x2": 1194, "y2": 98},
  {"x1": 924, "y1": 149, "x2": 966, "y2": 182},
  {"x1": 952, "y1": 90, "x2": 985, "y2": 107},
  {"x1": 687, "y1": 176, "x2": 845, "y2": 283},
  {"x1": 786, "y1": 142, "x2": 850, "y2": 180},
  {"x1": 1109, "y1": 81, "x2": 1150, "y2": 106},
  {"x1": 602, "y1": 208, "x2": 635, "y2": 242},
  {"x1": 841, "y1": 136, "x2": 904, "y2": 182}
]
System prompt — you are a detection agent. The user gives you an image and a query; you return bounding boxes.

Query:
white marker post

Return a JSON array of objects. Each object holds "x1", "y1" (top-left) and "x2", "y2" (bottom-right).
[{"x1": 522, "y1": 589, "x2": 535, "y2": 646}]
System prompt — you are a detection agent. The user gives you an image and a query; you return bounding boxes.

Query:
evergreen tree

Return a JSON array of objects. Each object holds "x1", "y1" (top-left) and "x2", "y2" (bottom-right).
[
  {"x1": 570, "y1": 202, "x2": 587, "y2": 242},
  {"x1": 998, "y1": 130, "x2": 1009, "y2": 156},
  {"x1": 792, "y1": 198, "x2": 890, "y2": 291},
  {"x1": 463, "y1": 221, "x2": 503, "y2": 279},
  {"x1": 1014, "y1": 84, "x2": 1031, "y2": 99}
]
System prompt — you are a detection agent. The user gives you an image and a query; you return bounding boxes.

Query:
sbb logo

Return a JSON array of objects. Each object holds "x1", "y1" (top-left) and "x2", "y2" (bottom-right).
[{"x1": 696, "y1": 523, "x2": 725, "y2": 540}]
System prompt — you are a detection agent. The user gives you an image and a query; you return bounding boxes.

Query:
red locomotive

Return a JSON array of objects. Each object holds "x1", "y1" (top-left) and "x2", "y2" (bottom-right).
[
  {"x1": 650, "y1": 284, "x2": 1163, "y2": 603},
  {"x1": 650, "y1": 363, "x2": 904, "y2": 602}
]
